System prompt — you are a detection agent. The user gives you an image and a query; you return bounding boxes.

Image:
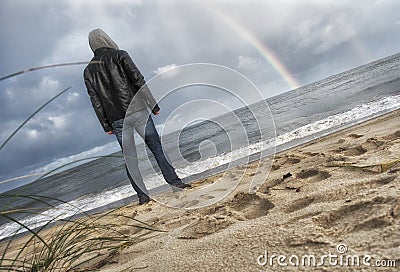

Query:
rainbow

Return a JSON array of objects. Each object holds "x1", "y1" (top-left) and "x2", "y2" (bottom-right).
[{"x1": 201, "y1": 4, "x2": 301, "y2": 90}]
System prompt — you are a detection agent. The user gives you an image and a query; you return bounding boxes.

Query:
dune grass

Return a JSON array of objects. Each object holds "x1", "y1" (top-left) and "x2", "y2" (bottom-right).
[{"x1": 0, "y1": 194, "x2": 160, "y2": 271}]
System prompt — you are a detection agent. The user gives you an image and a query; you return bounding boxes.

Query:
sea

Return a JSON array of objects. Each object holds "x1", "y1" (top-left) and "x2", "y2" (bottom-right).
[{"x1": 1, "y1": 53, "x2": 400, "y2": 240}]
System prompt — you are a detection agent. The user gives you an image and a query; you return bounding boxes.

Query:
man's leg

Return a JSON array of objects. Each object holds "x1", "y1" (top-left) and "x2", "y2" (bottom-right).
[
  {"x1": 129, "y1": 110, "x2": 190, "y2": 188},
  {"x1": 112, "y1": 118, "x2": 149, "y2": 199}
]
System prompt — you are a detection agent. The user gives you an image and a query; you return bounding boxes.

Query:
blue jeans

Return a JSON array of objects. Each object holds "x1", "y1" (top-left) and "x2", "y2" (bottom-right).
[{"x1": 112, "y1": 109, "x2": 181, "y2": 197}]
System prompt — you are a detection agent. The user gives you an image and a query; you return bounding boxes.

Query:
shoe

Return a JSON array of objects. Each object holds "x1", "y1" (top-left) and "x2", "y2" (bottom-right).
[
  {"x1": 171, "y1": 182, "x2": 191, "y2": 192},
  {"x1": 138, "y1": 195, "x2": 150, "y2": 205}
]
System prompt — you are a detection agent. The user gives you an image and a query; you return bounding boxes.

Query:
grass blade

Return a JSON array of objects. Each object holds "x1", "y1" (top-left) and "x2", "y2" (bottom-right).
[{"x1": 0, "y1": 62, "x2": 88, "y2": 82}]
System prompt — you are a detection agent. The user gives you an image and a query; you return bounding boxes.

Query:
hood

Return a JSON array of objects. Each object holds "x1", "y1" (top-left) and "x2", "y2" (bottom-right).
[{"x1": 88, "y1": 29, "x2": 119, "y2": 53}]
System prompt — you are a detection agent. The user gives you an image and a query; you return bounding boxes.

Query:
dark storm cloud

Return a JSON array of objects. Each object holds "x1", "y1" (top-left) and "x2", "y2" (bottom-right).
[
  {"x1": 0, "y1": 1, "x2": 70, "y2": 75},
  {"x1": 1, "y1": 0, "x2": 400, "y2": 191},
  {"x1": 205, "y1": 0, "x2": 400, "y2": 84}
]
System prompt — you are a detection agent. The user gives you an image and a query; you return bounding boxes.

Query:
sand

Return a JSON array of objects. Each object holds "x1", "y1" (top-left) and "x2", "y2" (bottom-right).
[{"x1": 2, "y1": 110, "x2": 400, "y2": 271}]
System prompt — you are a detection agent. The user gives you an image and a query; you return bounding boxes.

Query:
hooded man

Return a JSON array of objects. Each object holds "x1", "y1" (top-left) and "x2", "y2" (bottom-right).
[{"x1": 83, "y1": 29, "x2": 190, "y2": 205}]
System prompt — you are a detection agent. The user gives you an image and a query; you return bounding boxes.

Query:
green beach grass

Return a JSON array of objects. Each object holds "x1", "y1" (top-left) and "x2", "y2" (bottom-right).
[{"x1": 0, "y1": 194, "x2": 160, "y2": 271}]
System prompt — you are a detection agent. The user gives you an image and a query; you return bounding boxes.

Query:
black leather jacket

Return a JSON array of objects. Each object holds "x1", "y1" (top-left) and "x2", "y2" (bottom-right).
[{"x1": 83, "y1": 47, "x2": 159, "y2": 132}]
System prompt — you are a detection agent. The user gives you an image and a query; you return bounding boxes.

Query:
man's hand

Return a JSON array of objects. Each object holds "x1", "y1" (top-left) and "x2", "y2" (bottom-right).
[
  {"x1": 106, "y1": 130, "x2": 114, "y2": 135},
  {"x1": 152, "y1": 105, "x2": 160, "y2": 115}
]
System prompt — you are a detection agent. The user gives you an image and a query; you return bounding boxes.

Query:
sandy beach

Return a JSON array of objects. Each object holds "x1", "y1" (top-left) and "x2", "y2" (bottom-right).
[{"x1": 2, "y1": 110, "x2": 400, "y2": 271}]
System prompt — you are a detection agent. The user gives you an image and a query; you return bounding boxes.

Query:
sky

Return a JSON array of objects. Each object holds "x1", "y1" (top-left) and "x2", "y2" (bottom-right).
[{"x1": 1, "y1": 0, "x2": 400, "y2": 192}]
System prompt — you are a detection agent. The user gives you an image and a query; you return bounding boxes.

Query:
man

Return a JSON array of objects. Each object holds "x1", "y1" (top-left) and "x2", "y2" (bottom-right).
[{"x1": 83, "y1": 29, "x2": 190, "y2": 205}]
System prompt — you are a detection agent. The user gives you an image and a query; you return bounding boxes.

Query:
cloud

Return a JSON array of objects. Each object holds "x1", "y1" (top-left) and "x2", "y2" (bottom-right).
[
  {"x1": 291, "y1": 13, "x2": 356, "y2": 54},
  {"x1": 26, "y1": 129, "x2": 40, "y2": 139},
  {"x1": 153, "y1": 64, "x2": 179, "y2": 78},
  {"x1": 48, "y1": 115, "x2": 66, "y2": 130},
  {"x1": 238, "y1": 56, "x2": 261, "y2": 70},
  {"x1": 42, "y1": 32, "x2": 89, "y2": 64},
  {"x1": 31, "y1": 141, "x2": 121, "y2": 175}
]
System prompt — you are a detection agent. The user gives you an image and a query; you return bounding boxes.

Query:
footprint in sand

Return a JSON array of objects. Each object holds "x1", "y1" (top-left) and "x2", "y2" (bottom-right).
[
  {"x1": 383, "y1": 130, "x2": 400, "y2": 141},
  {"x1": 258, "y1": 178, "x2": 285, "y2": 194},
  {"x1": 273, "y1": 154, "x2": 303, "y2": 169},
  {"x1": 228, "y1": 192, "x2": 275, "y2": 220},
  {"x1": 284, "y1": 169, "x2": 330, "y2": 190},
  {"x1": 184, "y1": 200, "x2": 200, "y2": 208},
  {"x1": 352, "y1": 216, "x2": 392, "y2": 232},
  {"x1": 178, "y1": 193, "x2": 275, "y2": 239},
  {"x1": 313, "y1": 196, "x2": 397, "y2": 234},
  {"x1": 367, "y1": 175, "x2": 397, "y2": 187},
  {"x1": 212, "y1": 188, "x2": 228, "y2": 193},
  {"x1": 303, "y1": 151, "x2": 320, "y2": 157},
  {"x1": 175, "y1": 200, "x2": 200, "y2": 209},
  {"x1": 314, "y1": 201, "x2": 374, "y2": 230},
  {"x1": 333, "y1": 143, "x2": 368, "y2": 156},
  {"x1": 286, "y1": 157, "x2": 302, "y2": 165},
  {"x1": 343, "y1": 146, "x2": 367, "y2": 156},
  {"x1": 200, "y1": 194, "x2": 215, "y2": 200},
  {"x1": 296, "y1": 169, "x2": 331, "y2": 182},
  {"x1": 334, "y1": 138, "x2": 385, "y2": 157},
  {"x1": 284, "y1": 196, "x2": 315, "y2": 213},
  {"x1": 178, "y1": 215, "x2": 235, "y2": 239},
  {"x1": 360, "y1": 138, "x2": 385, "y2": 150},
  {"x1": 271, "y1": 164, "x2": 281, "y2": 171},
  {"x1": 307, "y1": 174, "x2": 398, "y2": 204},
  {"x1": 348, "y1": 133, "x2": 364, "y2": 139},
  {"x1": 285, "y1": 154, "x2": 304, "y2": 165}
]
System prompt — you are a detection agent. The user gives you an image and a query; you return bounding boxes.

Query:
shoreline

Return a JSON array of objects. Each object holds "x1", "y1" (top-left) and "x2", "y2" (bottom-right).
[
  {"x1": 1, "y1": 109, "x2": 399, "y2": 271},
  {"x1": 1, "y1": 98, "x2": 399, "y2": 234}
]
